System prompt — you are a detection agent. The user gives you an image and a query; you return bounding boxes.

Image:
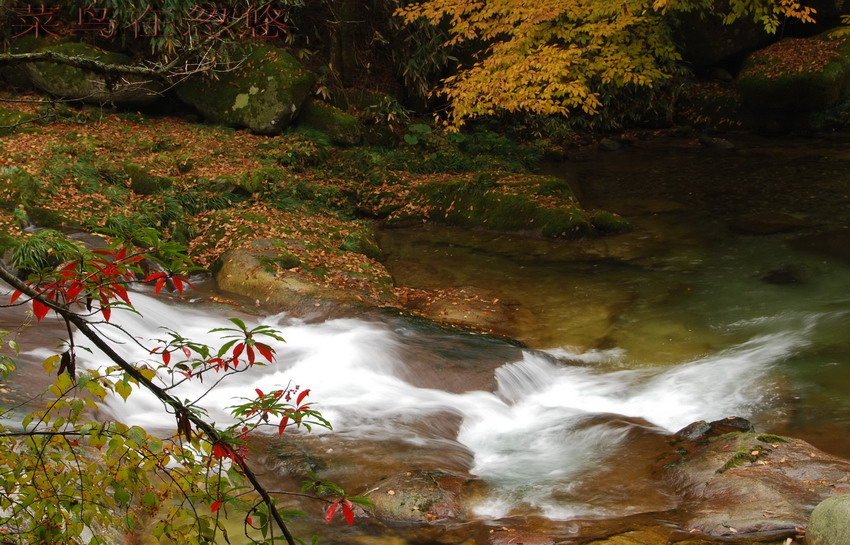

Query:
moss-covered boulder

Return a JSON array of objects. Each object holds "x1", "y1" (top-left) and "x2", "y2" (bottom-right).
[
  {"x1": 0, "y1": 36, "x2": 49, "y2": 88},
  {"x1": 808, "y1": 494, "x2": 850, "y2": 545},
  {"x1": 395, "y1": 175, "x2": 599, "y2": 239},
  {"x1": 24, "y1": 41, "x2": 164, "y2": 106},
  {"x1": 738, "y1": 33, "x2": 850, "y2": 112},
  {"x1": 175, "y1": 45, "x2": 313, "y2": 134},
  {"x1": 297, "y1": 100, "x2": 361, "y2": 146},
  {"x1": 124, "y1": 163, "x2": 173, "y2": 195}
]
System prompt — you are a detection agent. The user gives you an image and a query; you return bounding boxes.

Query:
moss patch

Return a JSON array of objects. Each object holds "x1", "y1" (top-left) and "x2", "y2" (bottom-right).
[
  {"x1": 738, "y1": 33, "x2": 850, "y2": 112},
  {"x1": 298, "y1": 100, "x2": 362, "y2": 146}
]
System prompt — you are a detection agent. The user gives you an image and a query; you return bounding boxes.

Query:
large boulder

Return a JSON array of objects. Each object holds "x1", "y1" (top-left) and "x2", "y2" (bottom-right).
[
  {"x1": 663, "y1": 428, "x2": 850, "y2": 541},
  {"x1": 738, "y1": 33, "x2": 850, "y2": 112},
  {"x1": 807, "y1": 494, "x2": 850, "y2": 545},
  {"x1": 175, "y1": 45, "x2": 313, "y2": 134},
  {"x1": 24, "y1": 41, "x2": 164, "y2": 106}
]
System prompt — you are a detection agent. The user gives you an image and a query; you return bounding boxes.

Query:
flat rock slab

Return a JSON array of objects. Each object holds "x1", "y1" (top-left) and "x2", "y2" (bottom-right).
[{"x1": 663, "y1": 432, "x2": 850, "y2": 540}]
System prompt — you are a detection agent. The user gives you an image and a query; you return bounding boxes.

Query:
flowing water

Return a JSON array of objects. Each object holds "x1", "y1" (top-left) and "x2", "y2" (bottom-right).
[{"x1": 4, "y1": 135, "x2": 850, "y2": 540}]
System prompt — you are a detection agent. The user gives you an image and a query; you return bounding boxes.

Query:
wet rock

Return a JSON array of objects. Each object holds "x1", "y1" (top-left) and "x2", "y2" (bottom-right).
[
  {"x1": 489, "y1": 529, "x2": 555, "y2": 545},
  {"x1": 599, "y1": 138, "x2": 622, "y2": 151},
  {"x1": 697, "y1": 135, "x2": 735, "y2": 151},
  {"x1": 728, "y1": 212, "x2": 808, "y2": 235},
  {"x1": 761, "y1": 265, "x2": 804, "y2": 286},
  {"x1": 807, "y1": 493, "x2": 850, "y2": 545},
  {"x1": 363, "y1": 469, "x2": 481, "y2": 523},
  {"x1": 663, "y1": 432, "x2": 850, "y2": 541}
]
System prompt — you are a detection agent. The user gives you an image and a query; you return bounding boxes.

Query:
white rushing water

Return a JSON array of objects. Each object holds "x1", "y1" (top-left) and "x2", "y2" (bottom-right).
[{"x1": 25, "y1": 292, "x2": 812, "y2": 520}]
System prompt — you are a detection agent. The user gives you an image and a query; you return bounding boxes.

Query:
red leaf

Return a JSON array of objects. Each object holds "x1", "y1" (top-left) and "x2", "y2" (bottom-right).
[
  {"x1": 296, "y1": 389, "x2": 311, "y2": 406},
  {"x1": 255, "y1": 343, "x2": 274, "y2": 362},
  {"x1": 66, "y1": 282, "x2": 83, "y2": 302},
  {"x1": 211, "y1": 443, "x2": 229, "y2": 460},
  {"x1": 32, "y1": 299, "x2": 49, "y2": 321},
  {"x1": 342, "y1": 500, "x2": 354, "y2": 525},
  {"x1": 155, "y1": 277, "x2": 166, "y2": 295},
  {"x1": 112, "y1": 284, "x2": 131, "y2": 304},
  {"x1": 278, "y1": 416, "x2": 289, "y2": 436},
  {"x1": 246, "y1": 345, "x2": 255, "y2": 366},
  {"x1": 101, "y1": 297, "x2": 111, "y2": 322},
  {"x1": 255, "y1": 388, "x2": 264, "y2": 398},
  {"x1": 162, "y1": 351, "x2": 171, "y2": 366},
  {"x1": 10, "y1": 290, "x2": 22, "y2": 304},
  {"x1": 232, "y1": 343, "x2": 244, "y2": 358},
  {"x1": 325, "y1": 501, "x2": 339, "y2": 524},
  {"x1": 247, "y1": 516, "x2": 253, "y2": 525},
  {"x1": 182, "y1": 346, "x2": 191, "y2": 359},
  {"x1": 211, "y1": 500, "x2": 222, "y2": 513},
  {"x1": 172, "y1": 276, "x2": 185, "y2": 294},
  {"x1": 144, "y1": 272, "x2": 166, "y2": 283}
]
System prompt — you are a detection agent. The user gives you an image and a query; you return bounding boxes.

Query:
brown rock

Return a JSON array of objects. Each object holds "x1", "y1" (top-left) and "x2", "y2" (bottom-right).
[{"x1": 664, "y1": 432, "x2": 850, "y2": 540}]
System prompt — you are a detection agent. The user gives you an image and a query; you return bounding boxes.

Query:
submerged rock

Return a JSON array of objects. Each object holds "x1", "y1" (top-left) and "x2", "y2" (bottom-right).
[
  {"x1": 728, "y1": 211, "x2": 808, "y2": 235},
  {"x1": 663, "y1": 430, "x2": 850, "y2": 540},
  {"x1": 363, "y1": 469, "x2": 481, "y2": 523}
]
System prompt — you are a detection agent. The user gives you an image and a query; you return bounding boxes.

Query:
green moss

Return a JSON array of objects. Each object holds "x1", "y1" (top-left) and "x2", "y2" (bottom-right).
[
  {"x1": 298, "y1": 100, "x2": 362, "y2": 146},
  {"x1": 717, "y1": 445, "x2": 772, "y2": 473},
  {"x1": 756, "y1": 434, "x2": 790, "y2": 444},
  {"x1": 589, "y1": 209, "x2": 633, "y2": 233},
  {"x1": 256, "y1": 252, "x2": 301, "y2": 273},
  {"x1": 124, "y1": 163, "x2": 173, "y2": 195},
  {"x1": 0, "y1": 166, "x2": 45, "y2": 209},
  {"x1": 340, "y1": 225, "x2": 383, "y2": 260},
  {"x1": 739, "y1": 33, "x2": 850, "y2": 111},
  {"x1": 415, "y1": 178, "x2": 594, "y2": 239},
  {"x1": 0, "y1": 108, "x2": 37, "y2": 136},
  {"x1": 175, "y1": 45, "x2": 314, "y2": 134}
]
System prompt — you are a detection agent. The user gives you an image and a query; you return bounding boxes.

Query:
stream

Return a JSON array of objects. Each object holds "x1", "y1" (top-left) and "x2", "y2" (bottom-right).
[{"x1": 3, "y1": 134, "x2": 850, "y2": 542}]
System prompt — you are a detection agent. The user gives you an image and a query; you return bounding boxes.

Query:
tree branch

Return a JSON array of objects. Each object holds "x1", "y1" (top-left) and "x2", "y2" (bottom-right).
[{"x1": 0, "y1": 262, "x2": 297, "y2": 545}]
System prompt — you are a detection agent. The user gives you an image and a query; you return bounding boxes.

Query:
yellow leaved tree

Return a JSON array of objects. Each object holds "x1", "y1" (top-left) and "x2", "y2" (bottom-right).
[{"x1": 398, "y1": 0, "x2": 816, "y2": 127}]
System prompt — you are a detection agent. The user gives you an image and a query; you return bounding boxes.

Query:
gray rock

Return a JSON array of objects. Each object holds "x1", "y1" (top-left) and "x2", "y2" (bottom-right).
[
  {"x1": 175, "y1": 45, "x2": 313, "y2": 134},
  {"x1": 25, "y1": 41, "x2": 163, "y2": 106},
  {"x1": 808, "y1": 494, "x2": 850, "y2": 545}
]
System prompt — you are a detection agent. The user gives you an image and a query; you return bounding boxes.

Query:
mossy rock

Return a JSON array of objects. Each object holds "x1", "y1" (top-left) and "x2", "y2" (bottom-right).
[
  {"x1": 24, "y1": 41, "x2": 164, "y2": 105},
  {"x1": 738, "y1": 33, "x2": 850, "y2": 112},
  {"x1": 297, "y1": 100, "x2": 362, "y2": 146},
  {"x1": 124, "y1": 163, "x2": 174, "y2": 195},
  {"x1": 808, "y1": 494, "x2": 850, "y2": 545},
  {"x1": 411, "y1": 177, "x2": 596, "y2": 239},
  {"x1": 340, "y1": 225, "x2": 382, "y2": 260},
  {"x1": 175, "y1": 45, "x2": 314, "y2": 134},
  {"x1": 0, "y1": 35, "x2": 51, "y2": 87},
  {"x1": 589, "y1": 209, "x2": 633, "y2": 234}
]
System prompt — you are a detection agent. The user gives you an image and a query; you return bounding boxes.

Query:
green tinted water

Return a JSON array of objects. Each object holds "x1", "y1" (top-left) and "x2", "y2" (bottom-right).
[{"x1": 378, "y1": 135, "x2": 850, "y2": 456}]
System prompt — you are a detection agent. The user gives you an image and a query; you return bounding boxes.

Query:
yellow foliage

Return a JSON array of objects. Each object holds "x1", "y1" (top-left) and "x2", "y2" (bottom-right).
[{"x1": 399, "y1": 0, "x2": 817, "y2": 125}]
